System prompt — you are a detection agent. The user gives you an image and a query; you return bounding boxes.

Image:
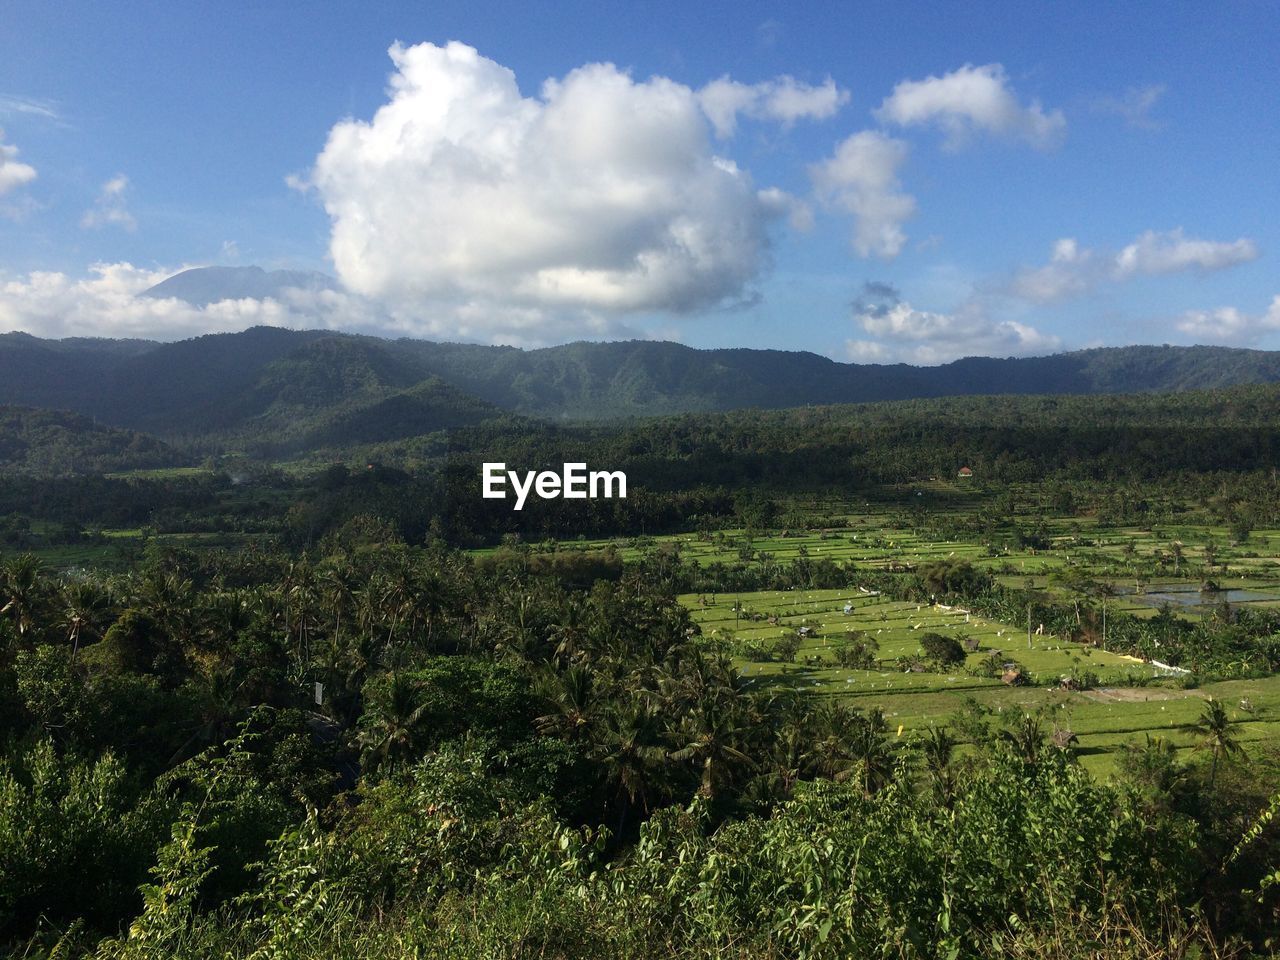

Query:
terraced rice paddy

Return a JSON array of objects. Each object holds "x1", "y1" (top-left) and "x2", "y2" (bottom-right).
[
  {"x1": 681, "y1": 586, "x2": 1280, "y2": 776},
  {"x1": 477, "y1": 487, "x2": 1280, "y2": 777},
  {"x1": 529, "y1": 482, "x2": 1280, "y2": 621}
]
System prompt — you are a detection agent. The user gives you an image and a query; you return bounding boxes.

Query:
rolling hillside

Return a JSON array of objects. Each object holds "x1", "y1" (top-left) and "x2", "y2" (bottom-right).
[
  {"x1": 0, "y1": 405, "x2": 181, "y2": 475},
  {"x1": 5, "y1": 328, "x2": 1280, "y2": 448}
]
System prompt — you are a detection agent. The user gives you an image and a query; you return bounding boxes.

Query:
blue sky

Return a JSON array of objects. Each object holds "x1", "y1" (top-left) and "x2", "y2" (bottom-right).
[{"x1": 0, "y1": 0, "x2": 1276, "y2": 361}]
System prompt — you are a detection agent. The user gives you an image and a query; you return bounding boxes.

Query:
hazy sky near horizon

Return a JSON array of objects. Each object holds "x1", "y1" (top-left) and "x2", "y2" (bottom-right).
[{"x1": 0, "y1": 1, "x2": 1276, "y2": 362}]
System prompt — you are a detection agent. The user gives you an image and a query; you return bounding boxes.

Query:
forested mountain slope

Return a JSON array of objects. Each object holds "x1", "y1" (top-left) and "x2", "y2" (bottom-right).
[
  {"x1": 5, "y1": 327, "x2": 1280, "y2": 441},
  {"x1": 0, "y1": 405, "x2": 181, "y2": 475}
]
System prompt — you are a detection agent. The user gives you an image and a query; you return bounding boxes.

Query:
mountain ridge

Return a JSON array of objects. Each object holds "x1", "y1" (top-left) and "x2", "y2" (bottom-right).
[{"x1": 3, "y1": 328, "x2": 1280, "y2": 449}]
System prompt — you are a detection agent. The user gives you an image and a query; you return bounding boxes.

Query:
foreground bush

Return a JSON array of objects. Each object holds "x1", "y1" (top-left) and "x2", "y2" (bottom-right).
[{"x1": 83, "y1": 747, "x2": 1245, "y2": 960}]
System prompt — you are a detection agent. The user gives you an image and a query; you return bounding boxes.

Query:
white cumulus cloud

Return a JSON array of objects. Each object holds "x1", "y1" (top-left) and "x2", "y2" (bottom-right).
[
  {"x1": 81, "y1": 174, "x2": 136, "y2": 231},
  {"x1": 1007, "y1": 229, "x2": 1259, "y2": 303},
  {"x1": 1115, "y1": 228, "x2": 1258, "y2": 277},
  {"x1": 301, "y1": 41, "x2": 790, "y2": 343},
  {"x1": 1005, "y1": 237, "x2": 1099, "y2": 303},
  {"x1": 697, "y1": 74, "x2": 849, "y2": 138},
  {"x1": 0, "y1": 262, "x2": 387, "y2": 341},
  {"x1": 847, "y1": 282, "x2": 1058, "y2": 364},
  {"x1": 810, "y1": 131, "x2": 915, "y2": 259},
  {"x1": 1176, "y1": 295, "x2": 1280, "y2": 344},
  {"x1": 0, "y1": 128, "x2": 37, "y2": 196},
  {"x1": 876, "y1": 63, "x2": 1066, "y2": 150}
]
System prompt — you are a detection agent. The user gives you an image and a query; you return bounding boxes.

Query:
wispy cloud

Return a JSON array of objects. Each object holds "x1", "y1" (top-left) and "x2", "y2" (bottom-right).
[
  {"x1": 756, "y1": 19, "x2": 782, "y2": 49},
  {"x1": 1005, "y1": 228, "x2": 1259, "y2": 303},
  {"x1": 876, "y1": 63, "x2": 1066, "y2": 150},
  {"x1": 698, "y1": 74, "x2": 849, "y2": 138},
  {"x1": 0, "y1": 128, "x2": 37, "y2": 196},
  {"x1": 1092, "y1": 84, "x2": 1166, "y2": 130},
  {"x1": 1115, "y1": 228, "x2": 1255, "y2": 277},
  {"x1": 80, "y1": 174, "x2": 136, "y2": 231},
  {"x1": 0, "y1": 94, "x2": 62, "y2": 123},
  {"x1": 810, "y1": 131, "x2": 916, "y2": 260}
]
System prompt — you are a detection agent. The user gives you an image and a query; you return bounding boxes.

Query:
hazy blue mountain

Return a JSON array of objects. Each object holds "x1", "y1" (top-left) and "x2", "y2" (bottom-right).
[
  {"x1": 139, "y1": 266, "x2": 339, "y2": 307},
  {"x1": 5, "y1": 327, "x2": 1280, "y2": 452}
]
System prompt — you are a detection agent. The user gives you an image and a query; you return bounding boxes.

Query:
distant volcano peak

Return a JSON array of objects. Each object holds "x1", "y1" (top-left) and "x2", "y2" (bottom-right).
[{"x1": 139, "y1": 265, "x2": 339, "y2": 308}]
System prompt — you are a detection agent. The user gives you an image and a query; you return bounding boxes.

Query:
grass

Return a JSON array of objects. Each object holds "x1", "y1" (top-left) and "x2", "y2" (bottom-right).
[
  {"x1": 509, "y1": 480, "x2": 1280, "y2": 623},
  {"x1": 467, "y1": 484, "x2": 1280, "y2": 778},
  {"x1": 103, "y1": 466, "x2": 212, "y2": 480},
  {"x1": 24, "y1": 530, "x2": 254, "y2": 571},
  {"x1": 680, "y1": 586, "x2": 1280, "y2": 777}
]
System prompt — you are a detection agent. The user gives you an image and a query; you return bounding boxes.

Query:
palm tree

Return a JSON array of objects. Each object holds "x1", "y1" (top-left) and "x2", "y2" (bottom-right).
[
  {"x1": 131, "y1": 569, "x2": 196, "y2": 646},
  {"x1": 548, "y1": 597, "x2": 589, "y2": 666},
  {"x1": 320, "y1": 562, "x2": 357, "y2": 642},
  {"x1": 376, "y1": 558, "x2": 418, "y2": 647},
  {"x1": 1049, "y1": 565, "x2": 1094, "y2": 625},
  {"x1": 804, "y1": 704, "x2": 896, "y2": 794},
  {"x1": 60, "y1": 579, "x2": 113, "y2": 664},
  {"x1": 357, "y1": 672, "x2": 429, "y2": 770},
  {"x1": 492, "y1": 593, "x2": 546, "y2": 663},
  {"x1": 1000, "y1": 714, "x2": 1046, "y2": 767},
  {"x1": 670, "y1": 698, "x2": 755, "y2": 802},
  {"x1": 1, "y1": 553, "x2": 49, "y2": 642},
  {"x1": 647, "y1": 649, "x2": 717, "y2": 714},
  {"x1": 1189, "y1": 698, "x2": 1241, "y2": 790},
  {"x1": 1093, "y1": 581, "x2": 1116, "y2": 650},
  {"x1": 593, "y1": 700, "x2": 668, "y2": 833},
  {"x1": 760, "y1": 711, "x2": 809, "y2": 801},
  {"x1": 534, "y1": 664, "x2": 597, "y2": 741},
  {"x1": 918, "y1": 725, "x2": 957, "y2": 806},
  {"x1": 847, "y1": 707, "x2": 896, "y2": 795},
  {"x1": 805, "y1": 703, "x2": 863, "y2": 783},
  {"x1": 283, "y1": 560, "x2": 319, "y2": 667},
  {"x1": 353, "y1": 579, "x2": 384, "y2": 650},
  {"x1": 1118, "y1": 734, "x2": 1184, "y2": 805},
  {"x1": 413, "y1": 566, "x2": 456, "y2": 652},
  {"x1": 167, "y1": 664, "x2": 246, "y2": 765}
]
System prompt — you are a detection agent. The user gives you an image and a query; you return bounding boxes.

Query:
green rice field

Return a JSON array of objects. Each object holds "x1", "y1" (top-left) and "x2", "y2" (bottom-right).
[{"x1": 681, "y1": 585, "x2": 1280, "y2": 776}]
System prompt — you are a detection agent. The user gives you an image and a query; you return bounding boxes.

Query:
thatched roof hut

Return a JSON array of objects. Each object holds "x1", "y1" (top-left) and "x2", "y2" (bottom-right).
[{"x1": 1001, "y1": 667, "x2": 1026, "y2": 686}]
